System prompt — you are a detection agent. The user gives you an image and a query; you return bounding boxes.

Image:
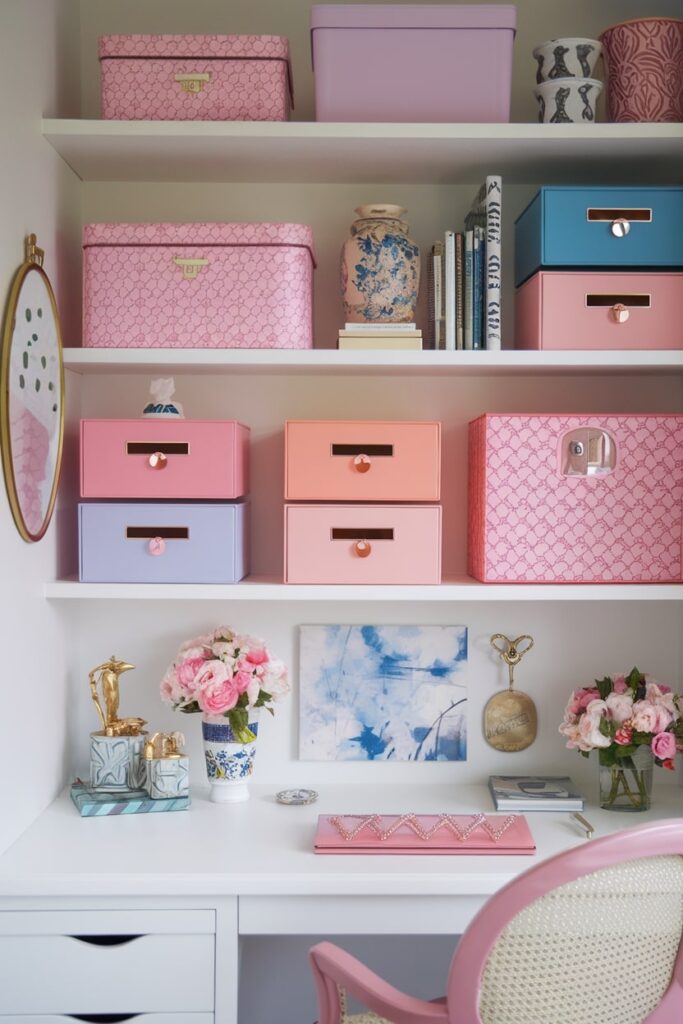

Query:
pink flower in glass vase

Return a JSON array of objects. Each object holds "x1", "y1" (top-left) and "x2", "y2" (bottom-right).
[
  {"x1": 614, "y1": 724, "x2": 634, "y2": 746},
  {"x1": 631, "y1": 701, "x2": 660, "y2": 734},
  {"x1": 652, "y1": 731, "x2": 677, "y2": 761},
  {"x1": 578, "y1": 699, "x2": 611, "y2": 749},
  {"x1": 605, "y1": 691, "x2": 634, "y2": 724},
  {"x1": 611, "y1": 674, "x2": 628, "y2": 694}
]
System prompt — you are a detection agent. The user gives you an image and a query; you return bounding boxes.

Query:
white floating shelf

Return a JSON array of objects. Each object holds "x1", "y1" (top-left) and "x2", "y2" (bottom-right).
[
  {"x1": 43, "y1": 119, "x2": 683, "y2": 185},
  {"x1": 45, "y1": 577, "x2": 683, "y2": 601},
  {"x1": 62, "y1": 347, "x2": 683, "y2": 377}
]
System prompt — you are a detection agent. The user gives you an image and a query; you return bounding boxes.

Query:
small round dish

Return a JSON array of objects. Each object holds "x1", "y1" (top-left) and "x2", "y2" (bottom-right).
[
  {"x1": 533, "y1": 38, "x2": 602, "y2": 83},
  {"x1": 276, "y1": 788, "x2": 319, "y2": 806}
]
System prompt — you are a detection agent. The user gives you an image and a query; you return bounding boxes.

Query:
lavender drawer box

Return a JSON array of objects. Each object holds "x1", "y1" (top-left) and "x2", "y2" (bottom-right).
[
  {"x1": 311, "y1": 4, "x2": 516, "y2": 123},
  {"x1": 79, "y1": 502, "x2": 249, "y2": 584}
]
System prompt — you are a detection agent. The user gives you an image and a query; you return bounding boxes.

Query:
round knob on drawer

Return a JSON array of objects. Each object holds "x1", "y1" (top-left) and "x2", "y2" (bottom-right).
[
  {"x1": 354, "y1": 540, "x2": 372, "y2": 558},
  {"x1": 148, "y1": 451, "x2": 168, "y2": 470},
  {"x1": 611, "y1": 303, "x2": 630, "y2": 324},
  {"x1": 149, "y1": 536, "x2": 166, "y2": 557},
  {"x1": 354, "y1": 454, "x2": 371, "y2": 473},
  {"x1": 611, "y1": 217, "x2": 630, "y2": 238}
]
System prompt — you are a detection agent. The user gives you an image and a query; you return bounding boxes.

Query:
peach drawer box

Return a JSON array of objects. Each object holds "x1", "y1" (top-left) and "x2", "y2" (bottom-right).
[
  {"x1": 284, "y1": 420, "x2": 441, "y2": 501},
  {"x1": 82, "y1": 223, "x2": 316, "y2": 349},
  {"x1": 468, "y1": 413, "x2": 683, "y2": 584},
  {"x1": 284, "y1": 504, "x2": 442, "y2": 584},
  {"x1": 80, "y1": 419, "x2": 249, "y2": 500},
  {"x1": 99, "y1": 35, "x2": 293, "y2": 122},
  {"x1": 515, "y1": 271, "x2": 683, "y2": 350}
]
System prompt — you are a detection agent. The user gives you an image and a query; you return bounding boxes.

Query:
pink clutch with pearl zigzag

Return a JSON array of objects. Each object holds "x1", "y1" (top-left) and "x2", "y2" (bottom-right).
[{"x1": 314, "y1": 813, "x2": 536, "y2": 855}]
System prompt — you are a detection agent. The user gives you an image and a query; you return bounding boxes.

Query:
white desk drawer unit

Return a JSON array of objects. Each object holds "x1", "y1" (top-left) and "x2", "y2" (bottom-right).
[{"x1": 0, "y1": 910, "x2": 215, "y2": 1017}]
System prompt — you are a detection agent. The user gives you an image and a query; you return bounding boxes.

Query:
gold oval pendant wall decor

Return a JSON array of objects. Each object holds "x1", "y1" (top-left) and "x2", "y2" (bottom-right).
[{"x1": 485, "y1": 634, "x2": 538, "y2": 752}]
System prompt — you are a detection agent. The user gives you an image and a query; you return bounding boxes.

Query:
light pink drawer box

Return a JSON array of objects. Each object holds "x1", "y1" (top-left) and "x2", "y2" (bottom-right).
[
  {"x1": 285, "y1": 504, "x2": 442, "y2": 584},
  {"x1": 516, "y1": 271, "x2": 683, "y2": 350},
  {"x1": 83, "y1": 223, "x2": 316, "y2": 350},
  {"x1": 468, "y1": 413, "x2": 683, "y2": 584},
  {"x1": 285, "y1": 420, "x2": 441, "y2": 501},
  {"x1": 100, "y1": 35, "x2": 293, "y2": 121},
  {"x1": 81, "y1": 419, "x2": 249, "y2": 500}
]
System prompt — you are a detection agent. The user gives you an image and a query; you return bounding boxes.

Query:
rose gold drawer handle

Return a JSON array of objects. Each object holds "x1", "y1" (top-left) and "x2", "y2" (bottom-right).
[
  {"x1": 354, "y1": 454, "x2": 371, "y2": 473},
  {"x1": 148, "y1": 452, "x2": 168, "y2": 470},
  {"x1": 611, "y1": 303, "x2": 630, "y2": 324},
  {"x1": 148, "y1": 537, "x2": 166, "y2": 557},
  {"x1": 354, "y1": 540, "x2": 372, "y2": 558}
]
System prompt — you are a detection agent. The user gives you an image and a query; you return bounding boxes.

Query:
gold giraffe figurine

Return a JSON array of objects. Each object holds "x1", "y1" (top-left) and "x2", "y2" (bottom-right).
[{"x1": 89, "y1": 656, "x2": 147, "y2": 737}]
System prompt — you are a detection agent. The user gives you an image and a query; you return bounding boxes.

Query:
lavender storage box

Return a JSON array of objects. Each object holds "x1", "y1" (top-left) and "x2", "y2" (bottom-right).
[
  {"x1": 311, "y1": 4, "x2": 516, "y2": 122},
  {"x1": 79, "y1": 502, "x2": 249, "y2": 584}
]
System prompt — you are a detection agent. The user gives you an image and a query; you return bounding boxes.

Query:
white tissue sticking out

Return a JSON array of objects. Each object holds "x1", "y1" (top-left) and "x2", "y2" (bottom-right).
[{"x1": 143, "y1": 376, "x2": 184, "y2": 418}]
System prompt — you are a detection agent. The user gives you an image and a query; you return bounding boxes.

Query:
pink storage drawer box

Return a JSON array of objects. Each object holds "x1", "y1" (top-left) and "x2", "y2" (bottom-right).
[
  {"x1": 99, "y1": 35, "x2": 293, "y2": 121},
  {"x1": 285, "y1": 504, "x2": 442, "y2": 584},
  {"x1": 83, "y1": 223, "x2": 315, "y2": 349},
  {"x1": 311, "y1": 4, "x2": 516, "y2": 122},
  {"x1": 468, "y1": 413, "x2": 683, "y2": 584},
  {"x1": 516, "y1": 271, "x2": 683, "y2": 351},
  {"x1": 81, "y1": 419, "x2": 249, "y2": 500},
  {"x1": 285, "y1": 420, "x2": 441, "y2": 501}
]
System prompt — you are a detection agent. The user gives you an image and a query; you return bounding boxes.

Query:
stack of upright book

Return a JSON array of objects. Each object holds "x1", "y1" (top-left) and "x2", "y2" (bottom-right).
[
  {"x1": 337, "y1": 323, "x2": 423, "y2": 350},
  {"x1": 428, "y1": 175, "x2": 502, "y2": 351}
]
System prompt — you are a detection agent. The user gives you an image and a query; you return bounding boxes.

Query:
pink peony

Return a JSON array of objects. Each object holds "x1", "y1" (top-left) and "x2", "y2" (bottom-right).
[
  {"x1": 160, "y1": 668, "x2": 184, "y2": 705},
  {"x1": 631, "y1": 701, "x2": 660, "y2": 734},
  {"x1": 577, "y1": 699, "x2": 611, "y2": 750},
  {"x1": 245, "y1": 675, "x2": 261, "y2": 707},
  {"x1": 197, "y1": 662, "x2": 240, "y2": 714},
  {"x1": 605, "y1": 691, "x2": 634, "y2": 724},
  {"x1": 567, "y1": 688, "x2": 600, "y2": 716},
  {"x1": 176, "y1": 655, "x2": 206, "y2": 697},
  {"x1": 651, "y1": 731, "x2": 677, "y2": 761},
  {"x1": 261, "y1": 659, "x2": 289, "y2": 700},
  {"x1": 246, "y1": 646, "x2": 268, "y2": 666},
  {"x1": 234, "y1": 669, "x2": 254, "y2": 694},
  {"x1": 212, "y1": 641, "x2": 236, "y2": 660},
  {"x1": 612, "y1": 674, "x2": 628, "y2": 694}
]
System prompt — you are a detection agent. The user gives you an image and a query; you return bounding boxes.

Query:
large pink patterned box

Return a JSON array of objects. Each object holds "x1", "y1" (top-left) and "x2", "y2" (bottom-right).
[
  {"x1": 83, "y1": 223, "x2": 316, "y2": 349},
  {"x1": 99, "y1": 35, "x2": 293, "y2": 121},
  {"x1": 468, "y1": 413, "x2": 683, "y2": 584}
]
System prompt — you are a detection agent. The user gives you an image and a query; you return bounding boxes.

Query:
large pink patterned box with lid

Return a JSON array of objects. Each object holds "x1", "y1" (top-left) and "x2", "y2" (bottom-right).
[
  {"x1": 469, "y1": 413, "x2": 683, "y2": 584},
  {"x1": 99, "y1": 35, "x2": 293, "y2": 121},
  {"x1": 83, "y1": 223, "x2": 315, "y2": 349}
]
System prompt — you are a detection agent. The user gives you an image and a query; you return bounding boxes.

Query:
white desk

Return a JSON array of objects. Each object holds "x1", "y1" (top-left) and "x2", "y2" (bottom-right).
[{"x1": 0, "y1": 783, "x2": 680, "y2": 1022}]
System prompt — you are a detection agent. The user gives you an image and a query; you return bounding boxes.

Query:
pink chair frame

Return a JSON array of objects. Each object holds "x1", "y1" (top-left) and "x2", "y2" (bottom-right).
[{"x1": 310, "y1": 819, "x2": 683, "y2": 1024}]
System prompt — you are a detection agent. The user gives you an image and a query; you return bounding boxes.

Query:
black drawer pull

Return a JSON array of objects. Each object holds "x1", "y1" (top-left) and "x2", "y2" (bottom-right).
[
  {"x1": 126, "y1": 526, "x2": 189, "y2": 540},
  {"x1": 68, "y1": 1015, "x2": 142, "y2": 1022},
  {"x1": 70, "y1": 934, "x2": 142, "y2": 947},
  {"x1": 332, "y1": 528, "x2": 394, "y2": 540},
  {"x1": 331, "y1": 443, "x2": 393, "y2": 457},
  {"x1": 126, "y1": 441, "x2": 189, "y2": 455},
  {"x1": 586, "y1": 293, "x2": 651, "y2": 308}
]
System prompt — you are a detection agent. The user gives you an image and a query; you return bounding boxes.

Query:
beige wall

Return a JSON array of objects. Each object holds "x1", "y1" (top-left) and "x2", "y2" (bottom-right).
[{"x1": 0, "y1": 0, "x2": 81, "y2": 854}]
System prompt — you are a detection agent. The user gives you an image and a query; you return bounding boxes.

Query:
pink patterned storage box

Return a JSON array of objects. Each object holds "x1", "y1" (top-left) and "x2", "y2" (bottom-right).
[
  {"x1": 99, "y1": 35, "x2": 293, "y2": 121},
  {"x1": 83, "y1": 223, "x2": 316, "y2": 349},
  {"x1": 516, "y1": 272, "x2": 683, "y2": 351},
  {"x1": 469, "y1": 413, "x2": 683, "y2": 584},
  {"x1": 81, "y1": 419, "x2": 249, "y2": 500}
]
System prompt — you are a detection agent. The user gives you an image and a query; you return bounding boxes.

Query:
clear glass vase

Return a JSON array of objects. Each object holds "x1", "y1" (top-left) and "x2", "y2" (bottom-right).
[{"x1": 598, "y1": 745, "x2": 653, "y2": 811}]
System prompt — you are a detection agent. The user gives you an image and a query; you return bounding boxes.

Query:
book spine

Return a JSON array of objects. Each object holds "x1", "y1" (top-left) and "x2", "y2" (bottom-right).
[
  {"x1": 455, "y1": 233, "x2": 464, "y2": 350},
  {"x1": 464, "y1": 229, "x2": 474, "y2": 350},
  {"x1": 444, "y1": 231, "x2": 456, "y2": 351},
  {"x1": 432, "y1": 242, "x2": 444, "y2": 351},
  {"x1": 485, "y1": 175, "x2": 503, "y2": 351},
  {"x1": 472, "y1": 228, "x2": 481, "y2": 350}
]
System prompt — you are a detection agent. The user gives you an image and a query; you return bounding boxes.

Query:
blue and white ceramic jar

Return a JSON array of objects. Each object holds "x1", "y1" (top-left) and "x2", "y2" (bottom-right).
[
  {"x1": 90, "y1": 731, "x2": 147, "y2": 792},
  {"x1": 201, "y1": 712, "x2": 259, "y2": 803},
  {"x1": 341, "y1": 205, "x2": 420, "y2": 323}
]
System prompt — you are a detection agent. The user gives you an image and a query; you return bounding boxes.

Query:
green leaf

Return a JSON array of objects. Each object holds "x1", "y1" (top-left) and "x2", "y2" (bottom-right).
[
  {"x1": 595, "y1": 676, "x2": 612, "y2": 701},
  {"x1": 614, "y1": 744, "x2": 637, "y2": 759},
  {"x1": 178, "y1": 700, "x2": 200, "y2": 714},
  {"x1": 626, "y1": 667, "x2": 643, "y2": 689},
  {"x1": 580, "y1": 750, "x2": 590, "y2": 759}
]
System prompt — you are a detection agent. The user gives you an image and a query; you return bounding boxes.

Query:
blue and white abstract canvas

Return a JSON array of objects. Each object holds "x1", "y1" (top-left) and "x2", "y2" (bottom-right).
[{"x1": 299, "y1": 625, "x2": 467, "y2": 761}]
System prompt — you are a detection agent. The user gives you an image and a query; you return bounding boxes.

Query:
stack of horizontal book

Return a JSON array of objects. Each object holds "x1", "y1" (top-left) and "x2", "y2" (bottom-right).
[
  {"x1": 338, "y1": 323, "x2": 423, "y2": 350},
  {"x1": 428, "y1": 175, "x2": 502, "y2": 351}
]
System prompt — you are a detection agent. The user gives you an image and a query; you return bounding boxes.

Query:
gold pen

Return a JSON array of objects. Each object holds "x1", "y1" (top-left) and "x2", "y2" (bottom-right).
[{"x1": 572, "y1": 812, "x2": 594, "y2": 839}]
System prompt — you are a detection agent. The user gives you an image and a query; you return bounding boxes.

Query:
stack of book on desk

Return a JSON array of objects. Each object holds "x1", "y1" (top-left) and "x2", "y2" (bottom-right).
[
  {"x1": 338, "y1": 322, "x2": 423, "y2": 350},
  {"x1": 488, "y1": 775, "x2": 584, "y2": 811}
]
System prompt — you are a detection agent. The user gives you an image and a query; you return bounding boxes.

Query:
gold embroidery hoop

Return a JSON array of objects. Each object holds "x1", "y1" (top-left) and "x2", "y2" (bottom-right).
[{"x1": 484, "y1": 634, "x2": 537, "y2": 751}]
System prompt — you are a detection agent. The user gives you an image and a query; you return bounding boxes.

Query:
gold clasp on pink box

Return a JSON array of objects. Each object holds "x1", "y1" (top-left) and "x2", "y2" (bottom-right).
[{"x1": 174, "y1": 72, "x2": 211, "y2": 94}]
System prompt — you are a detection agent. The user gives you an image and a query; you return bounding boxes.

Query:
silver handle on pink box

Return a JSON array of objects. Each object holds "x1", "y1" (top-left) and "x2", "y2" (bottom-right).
[{"x1": 561, "y1": 428, "x2": 617, "y2": 478}]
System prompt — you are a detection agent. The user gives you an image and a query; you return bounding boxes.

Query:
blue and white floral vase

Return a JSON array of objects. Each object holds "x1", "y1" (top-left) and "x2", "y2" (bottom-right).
[
  {"x1": 201, "y1": 712, "x2": 259, "y2": 803},
  {"x1": 341, "y1": 205, "x2": 420, "y2": 323}
]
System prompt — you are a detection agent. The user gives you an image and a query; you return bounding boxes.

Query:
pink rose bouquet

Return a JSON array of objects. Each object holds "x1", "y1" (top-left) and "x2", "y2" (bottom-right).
[
  {"x1": 560, "y1": 667, "x2": 680, "y2": 769},
  {"x1": 161, "y1": 626, "x2": 289, "y2": 743}
]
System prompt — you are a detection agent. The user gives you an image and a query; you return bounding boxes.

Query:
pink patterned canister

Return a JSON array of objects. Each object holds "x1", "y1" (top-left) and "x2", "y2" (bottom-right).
[
  {"x1": 83, "y1": 223, "x2": 316, "y2": 349},
  {"x1": 99, "y1": 35, "x2": 293, "y2": 121},
  {"x1": 599, "y1": 18, "x2": 683, "y2": 122}
]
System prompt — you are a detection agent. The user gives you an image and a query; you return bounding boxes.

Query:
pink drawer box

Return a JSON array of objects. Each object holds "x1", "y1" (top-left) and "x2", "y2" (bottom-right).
[
  {"x1": 516, "y1": 271, "x2": 683, "y2": 351},
  {"x1": 81, "y1": 419, "x2": 249, "y2": 500},
  {"x1": 285, "y1": 420, "x2": 441, "y2": 501},
  {"x1": 83, "y1": 223, "x2": 316, "y2": 349},
  {"x1": 311, "y1": 4, "x2": 516, "y2": 122},
  {"x1": 99, "y1": 35, "x2": 293, "y2": 121},
  {"x1": 285, "y1": 504, "x2": 442, "y2": 584},
  {"x1": 468, "y1": 413, "x2": 683, "y2": 584}
]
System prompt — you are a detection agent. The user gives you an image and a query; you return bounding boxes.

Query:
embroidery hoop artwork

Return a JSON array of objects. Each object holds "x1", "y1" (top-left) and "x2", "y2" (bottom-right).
[{"x1": 300, "y1": 625, "x2": 468, "y2": 761}]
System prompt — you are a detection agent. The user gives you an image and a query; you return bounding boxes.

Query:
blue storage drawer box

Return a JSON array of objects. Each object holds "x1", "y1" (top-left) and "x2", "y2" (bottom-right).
[
  {"x1": 79, "y1": 501, "x2": 250, "y2": 583},
  {"x1": 515, "y1": 187, "x2": 683, "y2": 287}
]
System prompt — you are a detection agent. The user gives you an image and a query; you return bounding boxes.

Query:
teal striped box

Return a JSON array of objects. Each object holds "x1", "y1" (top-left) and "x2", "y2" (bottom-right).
[{"x1": 70, "y1": 781, "x2": 190, "y2": 816}]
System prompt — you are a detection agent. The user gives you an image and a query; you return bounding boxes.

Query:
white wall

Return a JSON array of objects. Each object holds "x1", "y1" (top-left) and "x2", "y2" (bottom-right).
[{"x1": 0, "y1": 0, "x2": 81, "y2": 854}]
